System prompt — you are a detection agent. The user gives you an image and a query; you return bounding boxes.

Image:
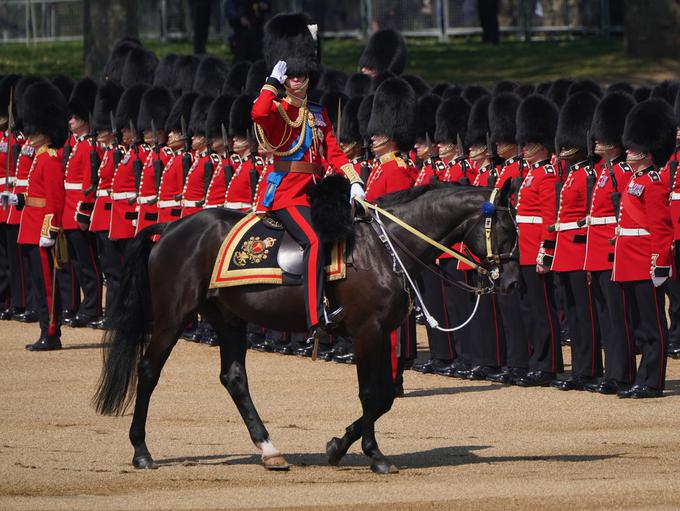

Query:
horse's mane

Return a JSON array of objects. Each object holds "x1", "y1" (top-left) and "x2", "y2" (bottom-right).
[{"x1": 377, "y1": 181, "x2": 476, "y2": 207}]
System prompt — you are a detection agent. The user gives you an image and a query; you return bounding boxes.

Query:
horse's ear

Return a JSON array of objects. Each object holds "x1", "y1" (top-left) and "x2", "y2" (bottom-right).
[{"x1": 498, "y1": 178, "x2": 513, "y2": 206}]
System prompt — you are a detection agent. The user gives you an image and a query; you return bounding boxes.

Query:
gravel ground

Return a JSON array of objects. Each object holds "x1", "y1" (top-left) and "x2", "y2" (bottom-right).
[{"x1": 1, "y1": 321, "x2": 679, "y2": 511}]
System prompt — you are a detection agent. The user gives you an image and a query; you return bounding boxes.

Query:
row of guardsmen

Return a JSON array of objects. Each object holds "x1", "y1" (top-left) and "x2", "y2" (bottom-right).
[{"x1": 0, "y1": 30, "x2": 678, "y2": 400}]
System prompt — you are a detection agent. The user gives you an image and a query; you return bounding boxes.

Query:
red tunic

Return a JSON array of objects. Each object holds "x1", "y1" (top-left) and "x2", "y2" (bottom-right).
[
  {"x1": 181, "y1": 150, "x2": 210, "y2": 218},
  {"x1": 414, "y1": 159, "x2": 447, "y2": 186},
  {"x1": 551, "y1": 160, "x2": 594, "y2": 272},
  {"x1": 226, "y1": 154, "x2": 264, "y2": 211},
  {"x1": 135, "y1": 146, "x2": 174, "y2": 234},
  {"x1": 0, "y1": 131, "x2": 25, "y2": 223},
  {"x1": 7, "y1": 135, "x2": 33, "y2": 225},
  {"x1": 157, "y1": 149, "x2": 187, "y2": 223},
  {"x1": 365, "y1": 152, "x2": 416, "y2": 203},
  {"x1": 64, "y1": 135, "x2": 101, "y2": 230},
  {"x1": 204, "y1": 153, "x2": 228, "y2": 208},
  {"x1": 494, "y1": 156, "x2": 523, "y2": 190},
  {"x1": 251, "y1": 85, "x2": 359, "y2": 213},
  {"x1": 89, "y1": 145, "x2": 121, "y2": 233},
  {"x1": 666, "y1": 150, "x2": 680, "y2": 240},
  {"x1": 515, "y1": 159, "x2": 559, "y2": 267},
  {"x1": 583, "y1": 157, "x2": 632, "y2": 271},
  {"x1": 17, "y1": 146, "x2": 65, "y2": 245},
  {"x1": 440, "y1": 156, "x2": 477, "y2": 184},
  {"x1": 612, "y1": 166, "x2": 674, "y2": 282},
  {"x1": 110, "y1": 145, "x2": 150, "y2": 240}
]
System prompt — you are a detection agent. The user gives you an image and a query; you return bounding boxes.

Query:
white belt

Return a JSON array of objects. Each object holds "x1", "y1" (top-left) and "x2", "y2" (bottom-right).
[
  {"x1": 182, "y1": 200, "x2": 203, "y2": 208},
  {"x1": 64, "y1": 182, "x2": 83, "y2": 190},
  {"x1": 616, "y1": 227, "x2": 650, "y2": 237},
  {"x1": 96, "y1": 189, "x2": 110, "y2": 198},
  {"x1": 671, "y1": 192, "x2": 680, "y2": 201},
  {"x1": 111, "y1": 192, "x2": 137, "y2": 201},
  {"x1": 554, "y1": 221, "x2": 580, "y2": 232},
  {"x1": 158, "y1": 200, "x2": 181, "y2": 208},
  {"x1": 225, "y1": 201, "x2": 252, "y2": 210},
  {"x1": 15, "y1": 179, "x2": 28, "y2": 187},
  {"x1": 137, "y1": 195, "x2": 157, "y2": 205},
  {"x1": 0, "y1": 177, "x2": 5, "y2": 186},
  {"x1": 589, "y1": 215, "x2": 617, "y2": 226},
  {"x1": 516, "y1": 215, "x2": 543, "y2": 224},
  {"x1": 204, "y1": 204, "x2": 223, "y2": 209}
]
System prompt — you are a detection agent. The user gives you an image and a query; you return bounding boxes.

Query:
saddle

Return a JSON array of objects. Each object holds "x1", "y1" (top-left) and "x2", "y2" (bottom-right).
[{"x1": 210, "y1": 213, "x2": 347, "y2": 289}]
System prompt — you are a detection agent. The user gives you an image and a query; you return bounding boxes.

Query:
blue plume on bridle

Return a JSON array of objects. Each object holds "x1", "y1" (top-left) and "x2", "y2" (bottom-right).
[{"x1": 481, "y1": 201, "x2": 496, "y2": 217}]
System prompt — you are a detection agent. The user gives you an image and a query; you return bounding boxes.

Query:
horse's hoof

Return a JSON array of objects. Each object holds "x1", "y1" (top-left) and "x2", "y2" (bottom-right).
[
  {"x1": 262, "y1": 453, "x2": 290, "y2": 471},
  {"x1": 370, "y1": 459, "x2": 399, "y2": 474},
  {"x1": 326, "y1": 437, "x2": 345, "y2": 466},
  {"x1": 132, "y1": 455, "x2": 157, "y2": 470}
]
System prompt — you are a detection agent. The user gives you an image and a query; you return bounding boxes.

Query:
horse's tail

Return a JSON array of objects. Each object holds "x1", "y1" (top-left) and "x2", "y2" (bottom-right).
[{"x1": 93, "y1": 222, "x2": 168, "y2": 416}]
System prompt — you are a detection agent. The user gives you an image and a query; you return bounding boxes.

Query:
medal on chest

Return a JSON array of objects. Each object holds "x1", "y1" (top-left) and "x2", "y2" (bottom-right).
[{"x1": 627, "y1": 181, "x2": 644, "y2": 197}]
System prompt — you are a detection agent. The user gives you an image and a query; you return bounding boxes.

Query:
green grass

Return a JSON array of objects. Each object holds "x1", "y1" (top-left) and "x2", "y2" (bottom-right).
[{"x1": 0, "y1": 35, "x2": 676, "y2": 86}]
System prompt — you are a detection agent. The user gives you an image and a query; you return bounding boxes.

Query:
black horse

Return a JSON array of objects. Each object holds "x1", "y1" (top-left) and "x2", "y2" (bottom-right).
[{"x1": 94, "y1": 182, "x2": 520, "y2": 474}]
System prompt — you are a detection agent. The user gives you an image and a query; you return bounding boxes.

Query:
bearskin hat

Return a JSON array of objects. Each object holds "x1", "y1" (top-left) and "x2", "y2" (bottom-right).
[
  {"x1": 222, "y1": 61, "x2": 251, "y2": 96},
  {"x1": 120, "y1": 47, "x2": 158, "y2": 88},
  {"x1": 22, "y1": 81, "x2": 68, "y2": 148},
  {"x1": 92, "y1": 81, "x2": 123, "y2": 132},
  {"x1": 434, "y1": 96, "x2": 470, "y2": 144},
  {"x1": 675, "y1": 87, "x2": 680, "y2": 120},
  {"x1": 173, "y1": 55, "x2": 201, "y2": 95},
  {"x1": 490, "y1": 92, "x2": 521, "y2": 144},
  {"x1": 607, "y1": 81, "x2": 635, "y2": 95},
  {"x1": 415, "y1": 93, "x2": 441, "y2": 141},
  {"x1": 229, "y1": 94, "x2": 254, "y2": 139},
  {"x1": 368, "y1": 77, "x2": 416, "y2": 151},
  {"x1": 516, "y1": 94, "x2": 559, "y2": 149},
  {"x1": 623, "y1": 98, "x2": 677, "y2": 167},
  {"x1": 0, "y1": 74, "x2": 21, "y2": 118},
  {"x1": 194, "y1": 56, "x2": 230, "y2": 97},
  {"x1": 556, "y1": 91, "x2": 599, "y2": 152},
  {"x1": 13, "y1": 76, "x2": 46, "y2": 130},
  {"x1": 650, "y1": 80, "x2": 678, "y2": 105},
  {"x1": 492, "y1": 80, "x2": 518, "y2": 96},
  {"x1": 244, "y1": 59, "x2": 269, "y2": 96},
  {"x1": 466, "y1": 96, "x2": 491, "y2": 147},
  {"x1": 590, "y1": 92, "x2": 636, "y2": 148},
  {"x1": 103, "y1": 38, "x2": 141, "y2": 83},
  {"x1": 358, "y1": 29, "x2": 407, "y2": 75},
  {"x1": 370, "y1": 70, "x2": 396, "y2": 93},
  {"x1": 633, "y1": 86, "x2": 651, "y2": 103},
  {"x1": 567, "y1": 79, "x2": 603, "y2": 98},
  {"x1": 206, "y1": 94, "x2": 235, "y2": 139},
  {"x1": 442, "y1": 84, "x2": 462, "y2": 100},
  {"x1": 321, "y1": 91, "x2": 348, "y2": 134},
  {"x1": 319, "y1": 69, "x2": 348, "y2": 94},
  {"x1": 344, "y1": 72, "x2": 371, "y2": 98},
  {"x1": 51, "y1": 75, "x2": 75, "y2": 101},
  {"x1": 402, "y1": 74, "x2": 430, "y2": 98},
  {"x1": 535, "y1": 81, "x2": 552, "y2": 96},
  {"x1": 114, "y1": 83, "x2": 149, "y2": 131},
  {"x1": 547, "y1": 78, "x2": 573, "y2": 107},
  {"x1": 137, "y1": 86, "x2": 174, "y2": 133},
  {"x1": 430, "y1": 82, "x2": 450, "y2": 97},
  {"x1": 461, "y1": 85, "x2": 489, "y2": 105},
  {"x1": 514, "y1": 83, "x2": 535, "y2": 98},
  {"x1": 153, "y1": 54, "x2": 179, "y2": 89},
  {"x1": 165, "y1": 92, "x2": 198, "y2": 134},
  {"x1": 68, "y1": 77, "x2": 98, "y2": 121},
  {"x1": 188, "y1": 95, "x2": 214, "y2": 136},
  {"x1": 357, "y1": 94, "x2": 374, "y2": 140},
  {"x1": 338, "y1": 96, "x2": 363, "y2": 145},
  {"x1": 263, "y1": 13, "x2": 319, "y2": 80}
]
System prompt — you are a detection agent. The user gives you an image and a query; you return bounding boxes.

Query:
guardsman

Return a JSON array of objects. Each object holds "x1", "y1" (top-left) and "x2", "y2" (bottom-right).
[
  {"x1": 135, "y1": 86, "x2": 175, "y2": 234},
  {"x1": 158, "y1": 93, "x2": 197, "y2": 223},
  {"x1": 550, "y1": 91, "x2": 602, "y2": 391},
  {"x1": 613, "y1": 99, "x2": 675, "y2": 399},
  {"x1": 63, "y1": 77, "x2": 103, "y2": 328},
  {"x1": 15, "y1": 82, "x2": 68, "y2": 350},
  {"x1": 667, "y1": 91, "x2": 680, "y2": 358},
  {"x1": 583, "y1": 91, "x2": 637, "y2": 394},
  {"x1": 487, "y1": 92, "x2": 529, "y2": 385},
  {"x1": 512, "y1": 94, "x2": 564, "y2": 387},
  {"x1": 89, "y1": 81, "x2": 124, "y2": 329},
  {"x1": 413, "y1": 94, "x2": 443, "y2": 186},
  {"x1": 181, "y1": 95, "x2": 214, "y2": 218},
  {"x1": 252, "y1": 13, "x2": 364, "y2": 338},
  {"x1": 358, "y1": 28, "x2": 407, "y2": 78},
  {"x1": 204, "y1": 95, "x2": 236, "y2": 209},
  {"x1": 109, "y1": 84, "x2": 150, "y2": 252}
]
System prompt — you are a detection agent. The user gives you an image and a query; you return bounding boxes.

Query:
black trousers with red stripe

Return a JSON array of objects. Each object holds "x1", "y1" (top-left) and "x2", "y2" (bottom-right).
[
  {"x1": 0, "y1": 224, "x2": 9, "y2": 308},
  {"x1": 65, "y1": 229, "x2": 102, "y2": 320},
  {"x1": 555, "y1": 270, "x2": 602, "y2": 379},
  {"x1": 6, "y1": 224, "x2": 33, "y2": 310},
  {"x1": 273, "y1": 206, "x2": 325, "y2": 329},
  {"x1": 57, "y1": 261, "x2": 80, "y2": 314},
  {"x1": 622, "y1": 280, "x2": 668, "y2": 390},
  {"x1": 95, "y1": 232, "x2": 123, "y2": 320},
  {"x1": 25, "y1": 244, "x2": 61, "y2": 339},
  {"x1": 441, "y1": 261, "x2": 474, "y2": 365},
  {"x1": 466, "y1": 270, "x2": 506, "y2": 368},
  {"x1": 497, "y1": 292, "x2": 528, "y2": 369},
  {"x1": 519, "y1": 267, "x2": 564, "y2": 374},
  {"x1": 421, "y1": 269, "x2": 456, "y2": 361},
  {"x1": 591, "y1": 270, "x2": 636, "y2": 384}
]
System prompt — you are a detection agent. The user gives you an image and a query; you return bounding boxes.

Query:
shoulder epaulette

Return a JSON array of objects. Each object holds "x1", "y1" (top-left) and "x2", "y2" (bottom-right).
[
  {"x1": 394, "y1": 156, "x2": 407, "y2": 169},
  {"x1": 231, "y1": 154, "x2": 242, "y2": 165},
  {"x1": 435, "y1": 160, "x2": 447, "y2": 172},
  {"x1": 141, "y1": 143, "x2": 151, "y2": 151},
  {"x1": 162, "y1": 146, "x2": 174, "y2": 156},
  {"x1": 649, "y1": 170, "x2": 661, "y2": 182},
  {"x1": 544, "y1": 164, "x2": 556, "y2": 175},
  {"x1": 255, "y1": 156, "x2": 265, "y2": 166},
  {"x1": 620, "y1": 162, "x2": 632, "y2": 173},
  {"x1": 46, "y1": 148, "x2": 58, "y2": 158},
  {"x1": 210, "y1": 153, "x2": 221, "y2": 165}
]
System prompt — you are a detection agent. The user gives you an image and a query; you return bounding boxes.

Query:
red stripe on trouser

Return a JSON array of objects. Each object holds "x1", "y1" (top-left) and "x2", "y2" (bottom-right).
[
  {"x1": 289, "y1": 207, "x2": 320, "y2": 326},
  {"x1": 491, "y1": 295, "x2": 501, "y2": 366},
  {"x1": 440, "y1": 281, "x2": 455, "y2": 359},
  {"x1": 542, "y1": 276, "x2": 556, "y2": 372},
  {"x1": 587, "y1": 279, "x2": 596, "y2": 375},
  {"x1": 390, "y1": 329, "x2": 398, "y2": 382},
  {"x1": 621, "y1": 286, "x2": 633, "y2": 383},
  {"x1": 39, "y1": 248, "x2": 57, "y2": 336},
  {"x1": 652, "y1": 287, "x2": 665, "y2": 389},
  {"x1": 17, "y1": 244, "x2": 26, "y2": 307},
  {"x1": 87, "y1": 238, "x2": 102, "y2": 312}
]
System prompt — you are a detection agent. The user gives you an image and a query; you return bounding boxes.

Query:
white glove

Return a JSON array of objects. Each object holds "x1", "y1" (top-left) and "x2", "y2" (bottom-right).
[
  {"x1": 39, "y1": 236, "x2": 55, "y2": 248},
  {"x1": 0, "y1": 191, "x2": 18, "y2": 206},
  {"x1": 652, "y1": 276, "x2": 668, "y2": 288},
  {"x1": 270, "y1": 60, "x2": 287, "y2": 84},
  {"x1": 350, "y1": 182, "x2": 366, "y2": 204}
]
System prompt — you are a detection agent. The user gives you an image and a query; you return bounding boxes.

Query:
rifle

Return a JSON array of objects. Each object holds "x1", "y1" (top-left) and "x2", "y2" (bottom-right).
[
  {"x1": 547, "y1": 137, "x2": 564, "y2": 233},
  {"x1": 670, "y1": 139, "x2": 679, "y2": 198},
  {"x1": 360, "y1": 137, "x2": 372, "y2": 183},
  {"x1": 110, "y1": 111, "x2": 122, "y2": 168},
  {"x1": 151, "y1": 119, "x2": 164, "y2": 194},
  {"x1": 84, "y1": 112, "x2": 100, "y2": 196},
  {"x1": 456, "y1": 133, "x2": 470, "y2": 185},
  {"x1": 510, "y1": 144, "x2": 525, "y2": 200},
  {"x1": 2, "y1": 88, "x2": 14, "y2": 210},
  {"x1": 203, "y1": 147, "x2": 215, "y2": 199},
  {"x1": 129, "y1": 119, "x2": 142, "y2": 195},
  {"x1": 8, "y1": 89, "x2": 20, "y2": 190},
  {"x1": 180, "y1": 115, "x2": 192, "y2": 187},
  {"x1": 221, "y1": 123, "x2": 235, "y2": 190},
  {"x1": 247, "y1": 129, "x2": 259, "y2": 203},
  {"x1": 425, "y1": 132, "x2": 439, "y2": 183},
  {"x1": 577, "y1": 130, "x2": 596, "y2": 227},
  {"x1": 486, "y1": 132, "x2": 497, "y2": 189},
  {"x1": 607, "y1": 157, "x2": 621, "y2": 219}
]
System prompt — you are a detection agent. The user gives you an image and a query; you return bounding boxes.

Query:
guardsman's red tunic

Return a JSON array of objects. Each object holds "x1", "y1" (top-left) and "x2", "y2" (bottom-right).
[
  {"x1": 135, "y1": 146, "x2": 174, "y2": 234},
  {"x1": 157, "y1": 148, "x2": 186, "y2": 223},
  {"x1": 110, "y1": 145, "x2": 150, "y2": 240}
]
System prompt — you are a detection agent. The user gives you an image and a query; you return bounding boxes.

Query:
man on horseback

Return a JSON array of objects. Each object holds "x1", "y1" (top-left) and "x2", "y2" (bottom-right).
[{"x1": 251, "y1": 13, "x2": 365, "y2": 336}]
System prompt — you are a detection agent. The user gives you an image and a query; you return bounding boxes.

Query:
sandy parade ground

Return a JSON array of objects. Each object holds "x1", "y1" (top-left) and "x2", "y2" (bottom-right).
[{"x1": 1, "y1": 321, "x2": 680, "y2": 511}]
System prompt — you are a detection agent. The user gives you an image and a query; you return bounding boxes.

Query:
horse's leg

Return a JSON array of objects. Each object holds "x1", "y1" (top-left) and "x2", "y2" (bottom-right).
[
  {"x1": 326, "y1": 417, "x2": 363, "y2": 465},
  {"x1": 207, "y1": 307, "x2": 290, "y2": 471}
]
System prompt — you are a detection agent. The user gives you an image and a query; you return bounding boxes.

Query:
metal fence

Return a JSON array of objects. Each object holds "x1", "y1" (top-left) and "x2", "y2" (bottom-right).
[{"x1": 0, "y1": 0, "x2": 623, "y2": 43}]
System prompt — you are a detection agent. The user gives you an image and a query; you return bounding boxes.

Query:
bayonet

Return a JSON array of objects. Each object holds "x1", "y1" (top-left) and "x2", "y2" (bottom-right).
[
  {"x1": 129, "y1": 119, "x2": 142, "y2": 192},
  {"x1": 360, "y1": 137, "x2": 371, "y2": 183},
  {"x1": 247, "y1": 129, "x2": 259, "y2": 203},
  {"x1": 579, "y1": 129, "x2": 596, "y2": 226},
  {"x1": 221, "y1": 123, "x2": 234, "y2": 190},
  {"x1": 548, "y1": 137, "x2": 564, "y2": 233},
  {"x1": 180, "y1": 115, "x2": 192, "y2": 186},
  {"x1": 456, "y1": 132, "x2": 466, "y2": 159},
  {"x1": 1, "y1": 88, "x2": 13, "y2": 209},
  {"x1": 336, "y1": 97, "x2": 342, "y2": 140},
  {"x1": 84, "y1": 111, "x2": 100, "y2": 196},
  {"x1": 150, "y1": 118, "x2": 164, "y2": 194},
  {"x1": 180, "y1": 115, "x2": 190, "y2": 153},
  {"x1": 456, "y1": 132, "x2": 470, "y2": 185},
  {"x1": 425, "y1": 132, "x2": 439, "y2": 183},
  {"x1": 109, "y1": 111, "x2": 121, "y2": 167},
  {"x1": 486, "y1": 132, "x2": 498, "y2": 188},
  {"x1": 606, "y1": 157, "x2": 621, "y2": 219}
]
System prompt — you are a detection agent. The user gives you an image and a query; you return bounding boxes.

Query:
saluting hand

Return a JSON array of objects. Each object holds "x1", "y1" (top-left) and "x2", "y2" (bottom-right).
[{"x1": 270, "y1": 61, "x2": 287, "y2": 84}]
